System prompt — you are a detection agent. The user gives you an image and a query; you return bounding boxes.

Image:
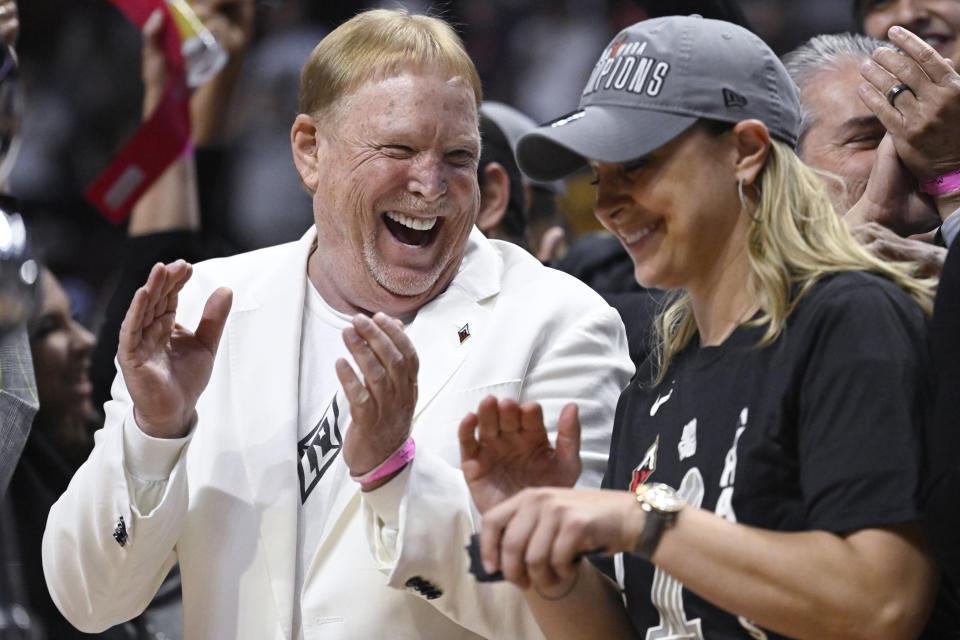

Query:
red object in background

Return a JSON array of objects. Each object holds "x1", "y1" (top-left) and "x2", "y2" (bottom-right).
[{"x1": 85, "y1": 0, "x2": 190, "y2": 224}]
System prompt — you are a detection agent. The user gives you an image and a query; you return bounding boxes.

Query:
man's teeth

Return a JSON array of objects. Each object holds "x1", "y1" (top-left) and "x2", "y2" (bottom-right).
[
  {"x1": 924, "y1": 35, "x2": 947, "y2": 47},
  {"x1": 386, "y1": 211, "x2": 437, "y2": 231}
]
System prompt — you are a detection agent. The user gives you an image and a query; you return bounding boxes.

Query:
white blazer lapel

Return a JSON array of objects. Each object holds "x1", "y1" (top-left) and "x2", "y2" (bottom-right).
[
  {"x1": 224, "y1": 229, "x2": 316, "y2": 639},
  {"x1": 407, "y1": 229, "x2": 503, "y2": 419}
]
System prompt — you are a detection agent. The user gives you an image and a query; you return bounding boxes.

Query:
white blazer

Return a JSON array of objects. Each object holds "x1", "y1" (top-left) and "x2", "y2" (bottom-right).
[{"x1": 43, "y1": 227, "x2": 633, "y2": 639}]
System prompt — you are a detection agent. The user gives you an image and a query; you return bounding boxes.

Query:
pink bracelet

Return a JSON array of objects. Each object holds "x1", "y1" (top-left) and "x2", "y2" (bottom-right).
[
  {"x1": 351, "y1": 437, "x2": 416, "y2": 485},
  {"x1": 920, "y1": 168, "x2": 960, "y2": 195}
]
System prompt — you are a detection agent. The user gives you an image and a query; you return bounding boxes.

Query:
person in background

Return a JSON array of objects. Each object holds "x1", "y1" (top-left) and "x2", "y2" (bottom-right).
[
  {"x1": 478, "y1": 101, "x2": 660, "y2": 370},
  {"x1": 460, "y1": 15, "x2": 940, "y2": 639},
  {"x1": 853, "y1": 0, "x2": 960, "y2": 614},
  {"x1": 474, "y1": 105, "x2": 528, "y2": 248},
  {"x1": 927, "y1": 229, "x2": 960, "y2": 589},
  {"x1": 857, "y1": 0, "x2": 960, "y2": 66},
  {"x1": 89, "y1": 0, "x2": 255, "y2": 412},
  {"x1": 784, "y1": 28, "x2": 960, "y2": 278},
  {"x1": 0, "y1": 7, "x2": 41, "y2": 637},
  {"x1": 478, "y1": 101, "x2": 568, "y2": 263},
  {"x1": 7, "y1": 2, "x2": 253, "y2": 637}
]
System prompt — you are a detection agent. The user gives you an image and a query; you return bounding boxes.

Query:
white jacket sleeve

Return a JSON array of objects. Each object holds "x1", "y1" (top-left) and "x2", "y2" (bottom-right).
[
  {"x1": 360, "y1": 304, "x2": 633, "y2": 639},
  {"x1": 41, "y1": 371, "x2": 192, "y2": 633}
]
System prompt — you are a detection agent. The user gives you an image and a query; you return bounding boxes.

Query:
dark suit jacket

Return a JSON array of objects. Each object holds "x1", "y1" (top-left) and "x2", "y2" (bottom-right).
[{"x1": 926, "y1": 239, "x2": 960, "y2": 587}]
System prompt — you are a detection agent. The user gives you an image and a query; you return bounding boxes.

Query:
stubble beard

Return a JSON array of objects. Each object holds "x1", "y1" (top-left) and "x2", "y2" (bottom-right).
[{"x1": 362, "y1": 233, "x2": 450, "y2": 298}]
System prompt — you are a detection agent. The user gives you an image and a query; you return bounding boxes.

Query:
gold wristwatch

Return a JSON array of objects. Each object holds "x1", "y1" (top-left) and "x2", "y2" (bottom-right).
[{"x1": 632, "y1": 482, "x2": 684, "y2": 559}]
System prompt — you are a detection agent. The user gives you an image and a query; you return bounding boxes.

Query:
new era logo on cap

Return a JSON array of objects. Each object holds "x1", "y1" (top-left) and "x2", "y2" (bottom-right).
[{"x1": 723, "y1": 88, "x2": 748, "y2": 108}]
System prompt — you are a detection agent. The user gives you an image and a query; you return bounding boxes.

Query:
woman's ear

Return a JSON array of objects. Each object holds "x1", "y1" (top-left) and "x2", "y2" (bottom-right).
[
  {"x1": 291, "y1": 113, "x2": 321, "y2": 192},
  {"x1": 731, "y1": 119, "x2": 771, "y2": 187}
]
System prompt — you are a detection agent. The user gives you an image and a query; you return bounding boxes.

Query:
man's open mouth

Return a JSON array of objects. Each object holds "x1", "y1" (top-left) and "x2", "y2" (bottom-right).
[{"x1": 383, "y1": 211, "x2": 440, "y2": 247}]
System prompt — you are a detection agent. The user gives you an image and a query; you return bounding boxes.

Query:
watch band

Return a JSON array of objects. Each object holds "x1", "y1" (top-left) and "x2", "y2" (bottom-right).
[
  {"x1": 632, "y1": 482, "x2": 683, "y2": 560},
  {"x1": 633, "y1": 502, "x2": 670, "y2": 560}
]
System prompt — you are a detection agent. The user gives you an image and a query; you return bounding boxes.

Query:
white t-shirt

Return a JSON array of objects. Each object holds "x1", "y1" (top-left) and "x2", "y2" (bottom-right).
[{"x1": 293, "y1": 280, "x2": 354, "y2": 637}]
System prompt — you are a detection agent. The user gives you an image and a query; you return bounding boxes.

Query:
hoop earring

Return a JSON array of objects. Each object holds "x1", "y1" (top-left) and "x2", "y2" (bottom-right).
[{"x1": 738, "y1": 179, "x2": 758, "y2": 221}]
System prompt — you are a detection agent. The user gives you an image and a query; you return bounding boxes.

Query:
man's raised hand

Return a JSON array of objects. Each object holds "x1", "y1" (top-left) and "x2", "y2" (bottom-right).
[
  {"x1": 459, "y1": 397, "x2": 582, "y2": 514},
  {"x1": 119, "y1": 260, "x2": 232, "y2": 438},
  {"x1": 337, "y1": 312, "x2": 419, "y2": 485}
]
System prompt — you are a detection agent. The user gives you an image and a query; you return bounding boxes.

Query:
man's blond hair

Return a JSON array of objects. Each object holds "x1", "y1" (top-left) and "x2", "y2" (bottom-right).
[{"x1": 298, "y1": 9, "x2": 482, "y2": 122}]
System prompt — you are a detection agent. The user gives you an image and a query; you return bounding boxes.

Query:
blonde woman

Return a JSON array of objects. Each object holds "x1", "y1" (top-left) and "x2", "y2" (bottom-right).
[{"x1": 460, "y1": 15, "x2": 942, "y2": 640}]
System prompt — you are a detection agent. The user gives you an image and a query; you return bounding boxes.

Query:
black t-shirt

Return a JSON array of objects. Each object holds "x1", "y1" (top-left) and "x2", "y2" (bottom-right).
[{"x1": 599, "y1": 271, "x2": 931, "y2": 639}]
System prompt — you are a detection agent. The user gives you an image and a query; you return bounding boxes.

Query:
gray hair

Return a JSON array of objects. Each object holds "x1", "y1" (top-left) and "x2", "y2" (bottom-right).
[{"x1": 782, "y1": 33, "x2": 896, "y2": 147}]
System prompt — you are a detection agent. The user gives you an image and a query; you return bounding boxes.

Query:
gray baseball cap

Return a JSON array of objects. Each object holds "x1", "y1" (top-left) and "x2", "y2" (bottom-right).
[{"x1": 516, "y1": 15, "x2": 801, "y2": 182}]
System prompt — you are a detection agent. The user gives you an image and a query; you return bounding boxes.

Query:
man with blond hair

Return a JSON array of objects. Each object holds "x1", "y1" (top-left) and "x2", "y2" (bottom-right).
[{"x1": 42, "y1": 9, "x2": 632, "y2": 639}]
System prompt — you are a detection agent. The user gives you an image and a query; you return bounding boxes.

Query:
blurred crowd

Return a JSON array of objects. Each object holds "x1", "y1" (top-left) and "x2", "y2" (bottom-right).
[{"x1": 11, "y1": 0, "x2": 856, "y2": 331}]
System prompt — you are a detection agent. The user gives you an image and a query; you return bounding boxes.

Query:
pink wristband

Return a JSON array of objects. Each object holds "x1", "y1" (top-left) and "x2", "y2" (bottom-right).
[
  {"x1": 920, "y1": 169, "x2": 960, "y2": 195},
  {"x1": 351, "y1": 437, "x2": 416, "y2": 485}
]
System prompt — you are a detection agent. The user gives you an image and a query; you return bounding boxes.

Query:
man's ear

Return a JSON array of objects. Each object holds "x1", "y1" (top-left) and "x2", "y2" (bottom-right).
[
  {"x1": 477, "y1": 162, "x2": 510, "y2": 234},
  {"x1": 731, "y1": 119, "x2": 771, "y2": 187},
  {"x1": 291, "y1": 113, "x2": 321, "y2": 192}
]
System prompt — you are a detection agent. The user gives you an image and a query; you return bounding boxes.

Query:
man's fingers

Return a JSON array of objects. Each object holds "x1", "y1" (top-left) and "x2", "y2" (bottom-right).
[
  {"x1": 194, "y1": 287, "x2": 232, "y2": 355},
  {"x1": 887, "y1": 25, "x2": 956, "y2": 85},
  {"x1": 119, "y1": 287, "x2": 150, "y2": 358},
  {"x1": 475, "y1": 395, "x2": 501, "y2": 442},
  {"x1": 555, "y1": 403, "x2": 581, "y2": 476},
  {"x1": 121, "y1": 264, "x2": 167, "y2": 354},
  {"x1": 857, "y1": 80, "x2": 902, "y2": 133},
  {"x1": 159, "y1": 261, "x2": 193, "y2": 320},
  {"x1": 908, "y1": 228, "x2": 939, "y2": 244},
  {"x1": 860, "y1": 57, "x2": 916, "y2": 122},
  {"x1": 335, "y1": 357, "x2": 372, "y2": 418},
  {"x1": 372, "y1": 312, "x2": 419, "y2": 381},
  {"x1": 140, "y1": 263, "x2": 168, "y2": 327},
  {"x1": 458, "y1": 412, "x2": 481, "y2": 462},
  {"x1": 163, "y1": 260, "x2": 193, "y2": 295},
  {"x1": 496, "y1": 399, "x2": 521, "y2": 434},
  {"x1": 518, "y1": 402, "x2": 546, "y2": 435},
  {"x1": 872, "y1": 46, "x2": 928, "y2": 97},
  {"x1": 342, "y1": 324, "x2": 392, "y2": 403},
  {"x1": 352, "y1": 313, "x2": 415, "y2": 392},
  {"x1": 535, "y1": 226, "x2": 566, "y2": 263}
]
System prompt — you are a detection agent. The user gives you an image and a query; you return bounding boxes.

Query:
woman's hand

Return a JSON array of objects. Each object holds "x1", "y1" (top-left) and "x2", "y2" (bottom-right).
[{"x1": 478, "y1": 487, "x2": 642, "y2": 593}]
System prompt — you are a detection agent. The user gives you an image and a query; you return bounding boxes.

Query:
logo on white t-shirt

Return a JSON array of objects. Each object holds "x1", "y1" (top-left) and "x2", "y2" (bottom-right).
[{"x1": 297, "y1": 394, "x2": 343, "y2": 503}]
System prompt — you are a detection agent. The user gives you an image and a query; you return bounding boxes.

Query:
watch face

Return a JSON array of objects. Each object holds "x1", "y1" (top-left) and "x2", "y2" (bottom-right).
[{"x1": 638, "y1": 482, "x2": 685, "y2": 513}]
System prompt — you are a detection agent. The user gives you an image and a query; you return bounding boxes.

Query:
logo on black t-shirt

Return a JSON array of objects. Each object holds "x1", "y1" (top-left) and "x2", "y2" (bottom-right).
[{"x1": 629, "y1": 434, "x2": 659, "y2": 491}]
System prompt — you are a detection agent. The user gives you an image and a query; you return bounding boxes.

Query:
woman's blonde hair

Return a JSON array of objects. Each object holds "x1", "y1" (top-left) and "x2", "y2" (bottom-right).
[
  {"x1": 298, "y1": 9, "x2": 482, "y2": 121},
  {"x1": 651, "y1": 127, "x2": 936, "y2": 384}
]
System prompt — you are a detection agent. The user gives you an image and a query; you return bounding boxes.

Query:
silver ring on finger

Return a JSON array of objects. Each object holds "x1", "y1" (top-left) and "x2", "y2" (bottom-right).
[
  {"x1": 887, "y1": 82, "x2": 915, "y2": 107},
  {"x1": 0, "y1": 7, "x2": 8, "y2": 18}
]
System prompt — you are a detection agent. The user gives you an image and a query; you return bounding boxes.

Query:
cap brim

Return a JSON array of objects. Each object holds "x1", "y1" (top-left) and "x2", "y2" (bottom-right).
[{"x1": 516, "y1": 105, "x2": 699, "y2": 182}]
